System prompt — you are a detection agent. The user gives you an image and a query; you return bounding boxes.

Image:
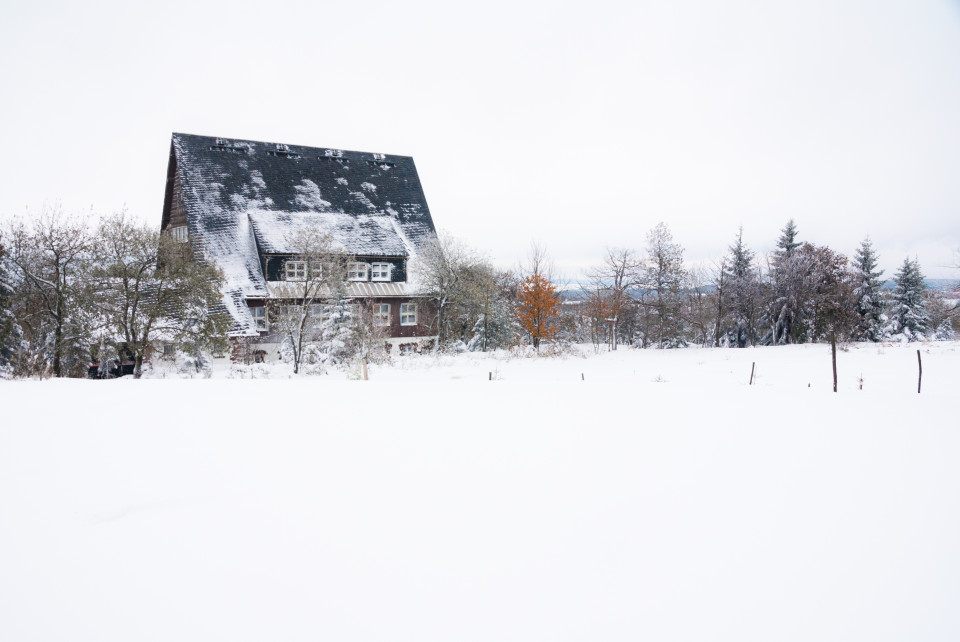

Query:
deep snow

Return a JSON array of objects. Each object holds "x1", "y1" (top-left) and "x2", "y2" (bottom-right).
[{"x1": 1, "y1": 342, "x2": 958, "y2": 641}]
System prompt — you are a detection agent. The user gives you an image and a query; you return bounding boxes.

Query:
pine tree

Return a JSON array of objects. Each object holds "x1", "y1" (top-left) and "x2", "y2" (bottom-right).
[
  {"x1": 770, "y1": 219, "x2": 805, "y2": 344},
  {"x1": 516, "y1": 272, "x2": 561, "y2": 350},
  {"x1": 774, "y1": 219, "x2": 801, "y2": 257},
  {"x1": 887, "y1": 257, "x2": 929, "y2": 341},
  {"x1": 851, "y1": 237, "x2": 885, "y2": 341},
  {"x1": 642, "y1": 222, "x2": 686, "y2": 348},
  {"x1": 722, "y1": 227, "x2": 759, "y2": 347}
]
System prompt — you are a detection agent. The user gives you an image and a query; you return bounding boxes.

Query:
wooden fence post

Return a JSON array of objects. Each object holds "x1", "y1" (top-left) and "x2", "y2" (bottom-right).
[
  {"x1": 831, "y1": 334, "x2": 838, "y2": 393},
  {"x1": 917, "y1": 350, "x2": 922, "y2": 394}
]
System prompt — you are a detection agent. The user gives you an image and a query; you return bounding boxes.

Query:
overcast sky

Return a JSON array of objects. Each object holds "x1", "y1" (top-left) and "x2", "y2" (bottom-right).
[{"x1": 1, "y1": 0, "x2": 958, "y2": 279}]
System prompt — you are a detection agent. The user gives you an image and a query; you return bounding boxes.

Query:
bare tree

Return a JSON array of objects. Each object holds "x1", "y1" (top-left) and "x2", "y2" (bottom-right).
[
  {"x1": 93, "y1": 212, "x2": 229, "y2": 378},
  {"x1": 683, "y1": 264, "x2": 716, "y2": 347},
  {"x1": 268, "y1": 226, "x2": 349, "y2": 374},
  {"x1": 349, "y1": 301, "x2": 390, "y2": 379},
  {"x1": 5, "y1": 206, "x2": 94, "y2": 377},
  {"x1": 584, "y1": 248, "x2": 643, "y2": 350},
  {"x1": 415, "y1": 232, "x2": 500, "y2": 349},
  {"x1": 711, "y1": 257, "x2": 727, "y2": 347}
]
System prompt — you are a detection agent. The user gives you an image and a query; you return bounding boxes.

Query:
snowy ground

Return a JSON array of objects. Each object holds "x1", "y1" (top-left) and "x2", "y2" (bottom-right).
[{"x1": 2, "y1": 342, "x2": 959, "y2": 641}]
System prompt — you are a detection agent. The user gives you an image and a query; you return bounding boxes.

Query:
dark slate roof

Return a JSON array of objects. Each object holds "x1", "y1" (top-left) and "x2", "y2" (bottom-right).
[{"x1": 161, "y1": 133, "x2": 438, "y2": 335}]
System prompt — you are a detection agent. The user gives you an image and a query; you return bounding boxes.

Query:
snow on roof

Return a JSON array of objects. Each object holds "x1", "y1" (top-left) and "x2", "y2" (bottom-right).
[
  {"x1": 248, "y1": 210, "x2": 408, "y2": 257},
  {"x1": 161, "y1": 133, "x2": 438, "y2": 334}
]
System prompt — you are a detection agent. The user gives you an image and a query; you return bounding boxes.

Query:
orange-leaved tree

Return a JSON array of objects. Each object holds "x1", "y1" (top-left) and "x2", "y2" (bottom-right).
[{"x1": 516, "y1": 272, "x2": 562, "y2": 350}]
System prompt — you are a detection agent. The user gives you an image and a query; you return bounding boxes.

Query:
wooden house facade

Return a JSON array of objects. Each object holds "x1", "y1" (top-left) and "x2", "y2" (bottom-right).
[{"x1": 159, "y1": 133, "x2": 439, "y2": 358}]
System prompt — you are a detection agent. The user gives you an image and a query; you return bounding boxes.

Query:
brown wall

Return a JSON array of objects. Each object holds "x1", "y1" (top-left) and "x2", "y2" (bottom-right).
[{"x1": 243, "y1": 296, "x2": 437, "y2": 340}]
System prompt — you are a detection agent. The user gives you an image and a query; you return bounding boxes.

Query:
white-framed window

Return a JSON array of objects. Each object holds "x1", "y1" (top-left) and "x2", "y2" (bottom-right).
[
  {"x1": 400, "y1": 302, "x2": 417, "y2": 326},
  {"x1": 373, "y1": 303, "x2": 391, "y2": 326},
  {"x1": 162, "y1": 343, "x2": 175, "y2": 357},
  {"x1": 171, "y1": 225, "x2": 188, "y2": 242},
  {"x1": 251, "y1": 306, "x2": 267, "y2": 330},
  {"x1": 285, "y1": 260, "x2": 307, "y2": 281},
  {"x1": 348, "y1": 262, "x2": 369, "y2": 281},
  {"x1": 370, "y1": 263, "x2": 391, "y2": 281}
]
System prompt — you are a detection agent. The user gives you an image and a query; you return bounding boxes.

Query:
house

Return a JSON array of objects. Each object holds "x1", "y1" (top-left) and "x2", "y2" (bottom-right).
[{"x1": 159, "y1": 133, "x2": 439, "y2": 358}]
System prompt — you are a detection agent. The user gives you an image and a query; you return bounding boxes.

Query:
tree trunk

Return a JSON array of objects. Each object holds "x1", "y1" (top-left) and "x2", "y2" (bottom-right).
[
  {"x1": 53, "y1": 294, "x2": 64, "y2": 377},
  {"x1": 830, "y1": 333, "x2": 838, "y2": 393}
]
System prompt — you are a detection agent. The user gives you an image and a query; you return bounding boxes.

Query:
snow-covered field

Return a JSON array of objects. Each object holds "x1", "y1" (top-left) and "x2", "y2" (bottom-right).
[{"x1": 2, "y1": 342, "x2": 959, "y2": 641}]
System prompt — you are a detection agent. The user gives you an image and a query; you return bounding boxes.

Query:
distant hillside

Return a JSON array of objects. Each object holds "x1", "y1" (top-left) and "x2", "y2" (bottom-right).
[
  {"x1": 882, "y1": 278, "x2": 957, "y2": 292},
  {"x1": 561, "y1": 278, "x2": 957, "y2": 301}
]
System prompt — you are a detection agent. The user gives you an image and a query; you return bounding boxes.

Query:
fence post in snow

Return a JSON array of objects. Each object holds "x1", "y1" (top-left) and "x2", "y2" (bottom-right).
[{"x1": 917, "y1": 350, "x2": 922, "y2": 394}]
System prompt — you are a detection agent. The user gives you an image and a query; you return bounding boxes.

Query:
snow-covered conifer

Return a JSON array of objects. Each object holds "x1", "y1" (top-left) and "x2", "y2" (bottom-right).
[
  {"x1": 933, "y1": 320, "x2": 956, "y2": 341},
  {"x1": 642, "y1": 222, "x2": 687, "y2": 348},
  {"x1": 768, "y1": 219, "x2": 810, "y2": 344},
  {"x1": 851, "y1": 237, "x2": 885, "y2": 341},
  {"x1": 886, "y1": 257, "x2": 929, "y2": 341},
  {"x1": 722, "y1": 227, "x2": 760, "y2": 347}
]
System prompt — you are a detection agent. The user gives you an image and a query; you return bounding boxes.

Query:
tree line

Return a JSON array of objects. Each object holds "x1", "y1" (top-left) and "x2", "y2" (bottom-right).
[
  {"x1": 1, "y1": 211, "x2": 956, "y2": 379},
  {"x1": 417, "y1": 220, "x2": 958, "y2": 354},
  {"x1": 0, "y1": 208, "x2": 228, "y2": 378}
]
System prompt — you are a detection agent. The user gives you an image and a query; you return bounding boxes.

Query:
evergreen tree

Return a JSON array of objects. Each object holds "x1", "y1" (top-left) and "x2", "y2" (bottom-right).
[
  {"x1": 851, "y1": 237, "x2": 885, "y2": 341},
  {"x1": 933, "y1": 320, "x2": 956, "y2": 341},
  {"x1": 886, "y1": 257, "x2": 929, "y2": 341},
  {"x1": 722, "y1": 227, "x2": 760, "y2": 347},
  {"x1": 642, "y1": 222, "x2": 687, "y2": 348},
  {"x1": 770, "y1": 219, "x2": 805, "y2": 344}
]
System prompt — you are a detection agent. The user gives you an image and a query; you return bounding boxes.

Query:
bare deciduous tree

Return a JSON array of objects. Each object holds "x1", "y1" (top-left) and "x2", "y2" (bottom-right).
[
  {"x1": 93, "y1": 212, "x2": 229, "y2": 378},
  {"x1": 268, "y1": 226, "x2": 350, "y2": 374},
  {"x1": 5, "y1": 206, "x2": 94, "y2": 377},
  {"x1": 584, "y1": 248, "x2": 643, "y2": 350}
]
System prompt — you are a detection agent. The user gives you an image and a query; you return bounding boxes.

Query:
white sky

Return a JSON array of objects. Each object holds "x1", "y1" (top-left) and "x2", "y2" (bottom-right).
[{"x1": 1, "y1": 0, "x2": 959, "y2": 279}]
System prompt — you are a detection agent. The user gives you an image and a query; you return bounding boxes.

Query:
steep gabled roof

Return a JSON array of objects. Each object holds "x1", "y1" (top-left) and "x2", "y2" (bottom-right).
[{"x1": 160, "y1": 133, "x2": 438, "y2": 335}]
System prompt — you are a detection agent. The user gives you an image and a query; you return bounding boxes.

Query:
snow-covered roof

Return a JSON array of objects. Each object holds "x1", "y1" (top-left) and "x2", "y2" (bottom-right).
[
  {"x1": 248, "y1": 210, "x2": 408, "y2": 256},
  {"x1": 160, "y1": 133, "x2": 438, "y2": 335}
]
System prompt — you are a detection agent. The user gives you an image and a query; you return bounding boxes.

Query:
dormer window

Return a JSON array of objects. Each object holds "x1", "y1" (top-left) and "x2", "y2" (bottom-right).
[
  {"x1": 370, "y1": 263, "x2": 391, "y2": 281},
  {"x1": 171, "y1": 225, "x2": 188, "y2": 242},
  {"x1": 251, "y1": 306, "x2": 267, "y2": 330},
  {"x1": 348, "y1": 262, "x2": 369, "y2": 281},
  {"x1": 284, "y1": 260, "x2": 307, "y2": 281}
]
